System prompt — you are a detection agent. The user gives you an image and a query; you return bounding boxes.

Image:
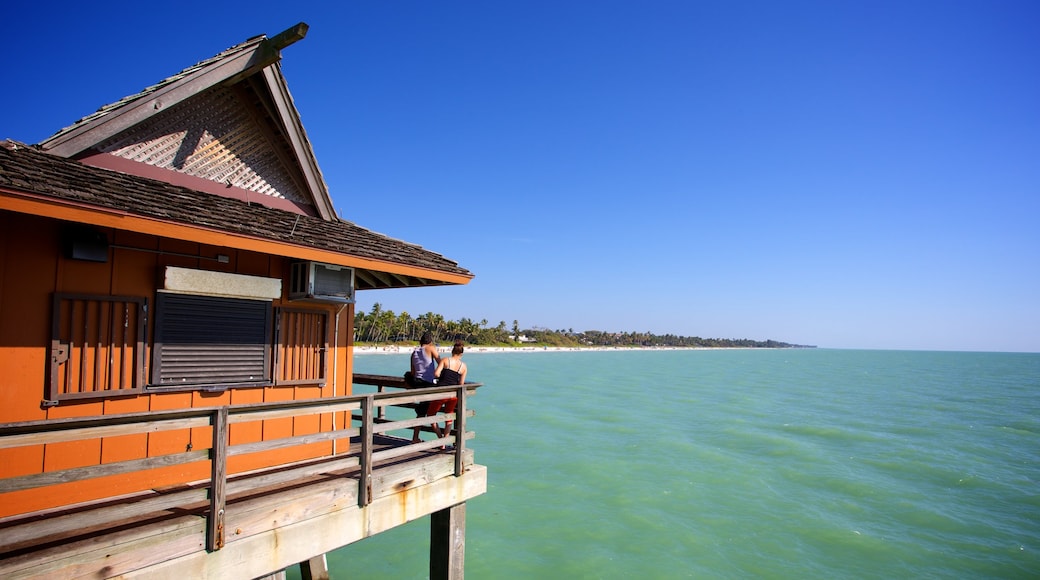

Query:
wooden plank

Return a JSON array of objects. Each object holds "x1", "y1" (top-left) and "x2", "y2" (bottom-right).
[
  {"x1": 365, "y1": 409, "x2": 473, "y2": 437},
  {"x1": 371, "y1": 432, "x2": 474, "y2": 465},
  {"x1": 228, "y1": 400, "x2": 358, "y2": 424},
  {"x1": 367, "y1": 452, "x2": 473, "y2": 501},
  {"x1": 0, "y1": 416, "x2": 210, "y2": 449},
  {"x1": 228, "y1": 427, "x2": 358, "y2": 458},
  {"x1": 0, "y1": 392, "x2": 375, "y2": 441},
  {"x1": 356, "y1": 374, "x2": 483, "y2": 392},
  {"x1": 223, "y1": 474, "x2": 358, "y2": 545},
  {"x1": 376, "y1": 392, "x2": 447, "y2": 408},
  {"x1": 124, "y1": 505, "x2": 362, "y2": 579},
  {"x1": 353, "y1": 373, "x2": 410, "y2": 388},
  {"x1": 366, "y1": 412, "x2": 441, "y2": 436},
  {"x1": 0, "y1": 449, "x2": 209, "y2": 492},
  {"x1": 225, "y1": 455, "x2": 359, "y2": 496},
  {"x1": 0, "y1": 486, "x2": 208, "y2": 554},
  {"x1": 373, "y1": 438, "x2": 448, "y2": 460},
  {"x1": 0, "y1": 513, "x2": 206, "y2": 579},
  {"x1": 0, "y1": 407, "x2": 215, "y2": 434},
  {"x1": 374, "y1": 385, "x2": 478, "y2": 404},
  {"x1": 368, "y1": 452, "x2": 469, "y2": 500}
]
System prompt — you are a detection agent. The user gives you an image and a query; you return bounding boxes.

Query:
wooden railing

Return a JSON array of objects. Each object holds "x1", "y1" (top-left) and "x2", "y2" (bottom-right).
[{"x1": 0, "y1": 377, "x2": 481, "y2": 555}]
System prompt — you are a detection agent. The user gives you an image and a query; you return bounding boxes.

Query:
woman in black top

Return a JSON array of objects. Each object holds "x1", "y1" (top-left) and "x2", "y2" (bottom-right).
[{"x1": 429, "y1": 341, "x2": 467, "y2": 441}]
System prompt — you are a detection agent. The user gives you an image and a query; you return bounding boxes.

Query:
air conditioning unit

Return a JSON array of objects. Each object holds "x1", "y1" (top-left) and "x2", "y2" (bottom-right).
[{"x1": 289, "y1": 262, "x2": 355, "y2": 304}]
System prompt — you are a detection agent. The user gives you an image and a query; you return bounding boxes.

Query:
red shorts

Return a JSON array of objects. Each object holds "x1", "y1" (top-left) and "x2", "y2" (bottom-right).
[{"x1": 426, "y1": 397, "x2": 457, "y2": 417}]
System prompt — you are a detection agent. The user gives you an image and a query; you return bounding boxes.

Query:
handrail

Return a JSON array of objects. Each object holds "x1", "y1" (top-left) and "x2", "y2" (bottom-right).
[{"x1": 0, "y1": 376, "x2": 482, "y2": 554}]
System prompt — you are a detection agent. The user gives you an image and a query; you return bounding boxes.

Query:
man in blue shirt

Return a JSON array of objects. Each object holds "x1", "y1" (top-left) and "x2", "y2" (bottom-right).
[{"x1": 408, "y1": 332, "x2": 440, "y2": 442}]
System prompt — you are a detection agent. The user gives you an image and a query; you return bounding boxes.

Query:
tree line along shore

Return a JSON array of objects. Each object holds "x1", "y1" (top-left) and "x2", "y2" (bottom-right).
[{"x1": 355, "y1": 304, "x2": 815, "y2": 349}]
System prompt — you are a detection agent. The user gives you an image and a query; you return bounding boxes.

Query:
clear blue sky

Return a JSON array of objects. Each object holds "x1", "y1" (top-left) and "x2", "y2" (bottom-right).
[{"x1": 4, "y1": 2, "x2": 1038, "y2": 352}]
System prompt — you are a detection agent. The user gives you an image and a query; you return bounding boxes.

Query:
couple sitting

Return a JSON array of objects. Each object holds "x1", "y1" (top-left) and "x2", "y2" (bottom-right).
[{"x1": 407, "y1": 332, "x2": 467, "y2": 443}]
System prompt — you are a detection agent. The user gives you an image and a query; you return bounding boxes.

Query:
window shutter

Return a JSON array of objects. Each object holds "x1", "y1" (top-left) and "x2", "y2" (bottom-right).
[
  {"x1": 275, "y1": 308, "x2": 329, "y2": 386},
  {"x1": 48, "y1": 294, "x2": 147, "y2": 403},
  {"x1": 152, "y1": 293, "x2": 272, "y2": 387}
]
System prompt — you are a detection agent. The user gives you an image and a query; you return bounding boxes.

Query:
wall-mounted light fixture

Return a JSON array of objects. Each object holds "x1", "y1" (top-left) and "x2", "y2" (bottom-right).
[{"x1": 63, "y1": 226, "x2": 109, "y2": 262}]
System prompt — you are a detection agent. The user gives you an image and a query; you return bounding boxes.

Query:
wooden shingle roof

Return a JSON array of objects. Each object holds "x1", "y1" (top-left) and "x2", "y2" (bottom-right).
[{"x1": 0, "y1": 141, "x2": 472, "y2": 289}]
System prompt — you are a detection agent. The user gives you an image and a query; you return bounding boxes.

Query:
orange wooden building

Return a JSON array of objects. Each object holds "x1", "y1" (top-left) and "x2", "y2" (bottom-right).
[{"x1": 0, "y1": 23, "x2": 486, "y2": 579}]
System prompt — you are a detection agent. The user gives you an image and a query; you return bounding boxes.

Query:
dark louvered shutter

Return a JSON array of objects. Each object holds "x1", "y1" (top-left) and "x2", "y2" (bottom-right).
[{"x1": 152, "y1": 293, "x2": 272, "y2": 387}]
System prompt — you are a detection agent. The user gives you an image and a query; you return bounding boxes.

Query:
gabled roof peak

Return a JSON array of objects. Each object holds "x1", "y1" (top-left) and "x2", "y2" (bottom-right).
[
  {"x1": 40, "y1": 24, "x2": 307, "y2": 152},
  {"x1": 37, "y1": 24, "x2": 338, "y2": 221}
]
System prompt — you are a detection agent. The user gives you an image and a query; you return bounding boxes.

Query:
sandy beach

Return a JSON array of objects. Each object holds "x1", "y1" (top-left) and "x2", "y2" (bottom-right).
[{"x1": 353, "y1": 345, "x2": 714, "y2": 355}]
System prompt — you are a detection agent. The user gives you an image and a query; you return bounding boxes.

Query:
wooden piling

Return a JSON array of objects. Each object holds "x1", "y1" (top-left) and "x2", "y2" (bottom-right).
[
  {"x1": 301, "y1": 554, "x2": 330, "y2": 580},
  {"x1": 430, "y1": 503, "x2": 467, "y2": 580}
]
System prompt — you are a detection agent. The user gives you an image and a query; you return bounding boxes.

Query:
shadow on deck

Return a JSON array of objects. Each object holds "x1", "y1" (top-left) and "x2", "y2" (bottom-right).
[{"x1": 0, "y1": 377, "x2": 486, "y2": 579}]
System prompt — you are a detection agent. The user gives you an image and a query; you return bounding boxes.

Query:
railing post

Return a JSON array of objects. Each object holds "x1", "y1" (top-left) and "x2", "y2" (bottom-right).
[
  {"x1": 208, "y1": 407, "x2": 228, "y2": 551},
  {"x1": 359, "y1": 394, "x2": 374, "y2": 507},
  {"x1": 454, "y1": 386, "x2": 466, "y2": 477}
]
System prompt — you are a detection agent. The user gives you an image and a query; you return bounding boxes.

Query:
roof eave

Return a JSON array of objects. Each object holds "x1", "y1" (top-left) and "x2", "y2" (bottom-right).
[{"x1": 0, "y1": 188, "x2": 473, "y2": 289}]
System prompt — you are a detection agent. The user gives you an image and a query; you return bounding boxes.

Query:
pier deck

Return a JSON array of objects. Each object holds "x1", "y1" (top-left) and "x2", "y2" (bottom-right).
[{"x1": 0, "y1": 377, "x2": 485, "y2": 579}]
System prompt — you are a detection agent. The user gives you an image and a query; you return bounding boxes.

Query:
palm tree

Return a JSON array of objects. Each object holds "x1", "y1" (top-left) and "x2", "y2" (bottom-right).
[
  {"x1": 396, "y1": 311, "x2": 413, "y2": 341},
  {"x1": 354, "y1": 310, "x2": 367, "y2": 342}
]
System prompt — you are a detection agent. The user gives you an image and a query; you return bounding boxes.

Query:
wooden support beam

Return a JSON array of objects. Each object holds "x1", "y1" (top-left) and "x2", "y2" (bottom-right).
[
  {"x1": 430, "y1": 503, "x2": 467, "y2": 580},
  {"x1": 300, "y1": 554, "x2": 329, "y2": 580},
  {"x1": 267, "y1": 23, "x2": 309, "y2": 51}
]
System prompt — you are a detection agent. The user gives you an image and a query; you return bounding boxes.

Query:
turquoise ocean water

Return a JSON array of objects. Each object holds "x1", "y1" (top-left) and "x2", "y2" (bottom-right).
[{"x1": 299, "y1": 349, "x2": 1040, "y2": 579}]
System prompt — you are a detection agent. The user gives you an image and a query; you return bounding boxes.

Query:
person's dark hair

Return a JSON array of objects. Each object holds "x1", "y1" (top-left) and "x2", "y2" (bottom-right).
[
  {"x1": 420, "y1": 332, "x2": 434, "y2": 345},
  {"x1": 452, "y1": 341, "x2": 464, "y2": 355}
]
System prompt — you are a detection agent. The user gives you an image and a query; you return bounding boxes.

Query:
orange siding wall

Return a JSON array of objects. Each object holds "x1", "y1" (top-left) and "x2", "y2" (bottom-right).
[{"x1": 0, "y1": 210, "x2": 353, "y2": 517}]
